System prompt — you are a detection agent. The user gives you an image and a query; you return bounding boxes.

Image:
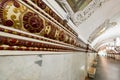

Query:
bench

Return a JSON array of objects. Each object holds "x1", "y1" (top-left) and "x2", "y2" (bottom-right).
[
  {"x1": 88, "y1": 67, "x2": 96, "y2": 78},
  {"x1": 94, "y1": 58, "x2": 98, "y2": 62},
  {"x1": 92, "y1": 61, "x2": 97, "y2": 67}
]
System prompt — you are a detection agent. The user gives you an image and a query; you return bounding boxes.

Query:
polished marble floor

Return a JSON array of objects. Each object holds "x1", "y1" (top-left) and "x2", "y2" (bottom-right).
[{"x1": 90, "y1": 56, "x2": 120, "y2": 80}]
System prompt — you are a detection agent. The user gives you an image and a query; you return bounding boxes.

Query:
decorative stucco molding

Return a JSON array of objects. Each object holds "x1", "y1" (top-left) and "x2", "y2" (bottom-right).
[
  {"x1": 88, "y1": 19, "x2": 117, "y2": 43},
  {"x1": 55, "y1": 0, "x2": 74, "y2": 16},
  {"x1": 52, "y1": 0, "x2": 110, "y2": 26},
  {"x1": 0, "y1": 0, "x2": 97, "y2": 54},
  {"x1": 73, "y1": 0, "x2": 109, "y2": 26}
]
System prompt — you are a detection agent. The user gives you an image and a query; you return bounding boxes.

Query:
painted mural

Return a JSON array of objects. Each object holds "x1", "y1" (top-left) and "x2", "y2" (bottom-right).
[{"x1": 67, "y1": 0, "x2": 92, "y2": 12}]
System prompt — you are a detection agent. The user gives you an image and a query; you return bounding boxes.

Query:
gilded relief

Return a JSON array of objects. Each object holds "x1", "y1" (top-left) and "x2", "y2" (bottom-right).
[
  {"x1": 0, "y1": 0, "x2": 75, "y2": 45},
  {"x1": 54, "y1": 29, "x2": 60, "y2": 40},
  {"x1": 2, "y1": 0, "x2": 26, "y2": 29},
  {"x1": 0, "y1": 0, "x2": 91, "y2": 52},
  {"x1": 31, "y1": 0, "x2": 78, "y2": 36},
  {"x1": 23, "y1": 11, "x2": 44, "y2": 33}
]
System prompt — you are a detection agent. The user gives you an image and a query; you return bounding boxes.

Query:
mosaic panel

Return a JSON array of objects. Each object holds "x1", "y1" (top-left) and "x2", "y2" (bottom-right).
[{"x1": 67, "y1": 0, "x2": 92, "y2": 12}]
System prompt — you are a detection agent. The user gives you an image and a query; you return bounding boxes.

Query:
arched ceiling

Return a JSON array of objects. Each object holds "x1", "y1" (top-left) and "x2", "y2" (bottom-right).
[
  {"x1": 44, "y1": 0, "x2": 120, "y2": 51},
  {"x1": 91, "y1": 5, "x2": 120, "y2": 50},
  {"x1": 78, "y1": 0, "x2": 120, "y2": 41}
]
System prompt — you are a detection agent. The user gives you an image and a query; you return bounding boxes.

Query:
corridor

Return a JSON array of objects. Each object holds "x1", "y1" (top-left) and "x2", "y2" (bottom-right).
[
  {"x1": 90, "y1": 56, "x2": 120, "y2": 80},
  {"x1": 1, "y1": 0, "x2": 120, "y2": 80}
]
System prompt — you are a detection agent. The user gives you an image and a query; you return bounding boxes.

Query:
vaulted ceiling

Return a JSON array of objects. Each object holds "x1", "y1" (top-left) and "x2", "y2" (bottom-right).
[{"x1": 44, "y1": 0, "x2": 120, "y2": 52}]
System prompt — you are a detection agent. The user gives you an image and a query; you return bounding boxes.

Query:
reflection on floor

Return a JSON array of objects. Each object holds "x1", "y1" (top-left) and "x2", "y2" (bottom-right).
[{"x1": 90, "y1": 56, "x2": 120, "y2": 80}]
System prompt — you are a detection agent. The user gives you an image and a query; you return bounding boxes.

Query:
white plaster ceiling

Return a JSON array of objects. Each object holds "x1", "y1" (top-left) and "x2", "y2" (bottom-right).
[
  {"x1": 77, "y1": 0, "x2": 120, "y2": 49},
  {"x1": 91, "y1": 2, "x2": 120, "y2": 47},
  {"x1": 78, "y1": 0, "x2": 120, "y2": 40},
  {"x1": 44, "y1": 0, "x2": 120, "y2": 50},
  {"x1": 91, "y1": 21, "x2": 120, "y2": 49}
]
